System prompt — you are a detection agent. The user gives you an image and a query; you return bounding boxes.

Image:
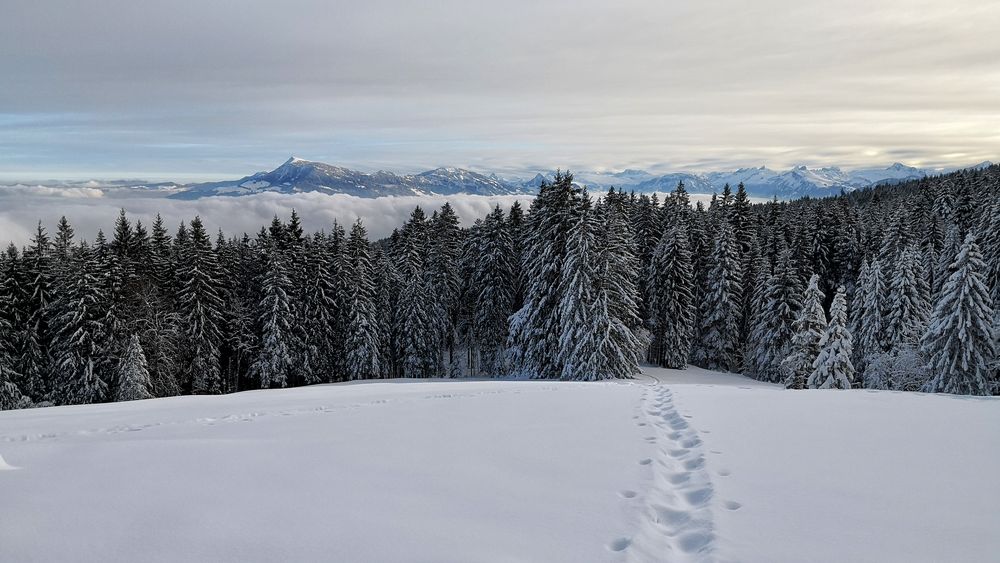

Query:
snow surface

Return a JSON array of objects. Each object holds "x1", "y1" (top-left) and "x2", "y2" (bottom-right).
[{"x1": 1, "y1": 369, "x2": 997, "y2": 562}]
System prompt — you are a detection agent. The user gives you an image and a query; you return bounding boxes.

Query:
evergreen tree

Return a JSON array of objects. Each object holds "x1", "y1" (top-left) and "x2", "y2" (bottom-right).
[
  {"x1": 507, "y1": 200, "x2": 526, "y2": 311},
  {"x1": 646, "y1": 222, "x2": 695, "y2": 369},
  {"x1": 507, "y1": 172, "x2": 584, "y2": 379},
  {"x1": 0, "y1": 312, "x2": 28, "y2": 410},
  {"x1": 885, "y1": 247, "x2": 929, "y2": 351},
  {"x1": 177, "y1": 217, "x2": 224, "y2": 394},
  {"x1": 809, "y1": 286, "x2": 855, "y2": 389},
  {"x1": 852, "y1": 258, "x2": 888, "y2": 374},
  {"x1": 746, "y1": 248, "x2": 800, "y2": 382},
  {"x1": 345, "y1": 220, "x2": 382, "y2": 379},
  {"x1": 921, "y1": 234, "x2": 996, "y2": 395},
  {"x1": 692, "y1": 221, "x2": 742, "y2": 371},
  {"x1": 300, "y1": 234, "x2": 341, "y2": 384},
  {"x1": 51, "y1": 243, "x2": 108, "y2": 405},
  {"x1": 472, "y1": 206, "x2": 515, "y2": 376},
  {"x1": 783, "y1": 274, "x2": 827, "y2": 389},
  {"x1": 251, "y1": 251, "x2": 294, "y2": 388},
  {"x1": 399, "y1": 272, "x2": 436, "y2": 378},
  {"x1": 143, "y1": 214, "x2": 181, "y2": 397},
  {"x1": 19, "y1": 222, "x2": 53, "y2": 401},
  {"x1": 115, "y1": 334, "x2": 153, "y2": 401},
  {"x1": 556, "y1": 199, "x2": 601, "y2": 381},
  {"x1": 429, "y1": 203, "x2": 463, "y2": 370}
]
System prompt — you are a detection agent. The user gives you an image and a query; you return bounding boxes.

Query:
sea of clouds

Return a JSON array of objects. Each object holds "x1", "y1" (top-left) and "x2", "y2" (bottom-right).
[{"x1": 0, "y1": 187, "x2": 535, "y2": 247}]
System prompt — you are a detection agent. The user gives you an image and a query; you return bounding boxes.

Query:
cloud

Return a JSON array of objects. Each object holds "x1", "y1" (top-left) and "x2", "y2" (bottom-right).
[
  {"x1": 0, "y1": 191, "x2": 534, "y2": 247},
  {"x1": 0, "y1": 184, "x2": 106, "y2": 199},
  {"x1": 1, "y1": 0, "x2": 998, "y2": 179}
]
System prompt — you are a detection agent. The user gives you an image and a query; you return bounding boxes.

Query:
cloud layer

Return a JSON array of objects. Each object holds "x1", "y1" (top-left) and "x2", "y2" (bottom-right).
[
  {"x1": 0, "y1": 190, "x2": 535, "y2": 247},
  {"x1": 2, "y1": 0, "x2": 998, "y2": 180}
]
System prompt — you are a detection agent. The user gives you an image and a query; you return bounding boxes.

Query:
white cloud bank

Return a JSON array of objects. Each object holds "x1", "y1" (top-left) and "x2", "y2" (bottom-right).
[{"x1": 0, "y1": 191, "x2": 535, "y2": 247}]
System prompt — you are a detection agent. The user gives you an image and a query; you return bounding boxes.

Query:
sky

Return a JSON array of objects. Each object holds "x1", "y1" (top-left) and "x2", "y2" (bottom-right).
[{"x1": 1, "y1": 0, "x2": 998, "y2": 182}]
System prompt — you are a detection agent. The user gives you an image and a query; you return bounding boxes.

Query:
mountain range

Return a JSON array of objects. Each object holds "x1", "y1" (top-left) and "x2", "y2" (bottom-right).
[{"x1": 4, "y1": 157, "x2": 993, "y2": 200}]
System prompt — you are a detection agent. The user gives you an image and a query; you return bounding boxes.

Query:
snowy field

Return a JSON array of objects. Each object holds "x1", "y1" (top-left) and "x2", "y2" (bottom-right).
[{"x1": 1, "y1": 368, "x2": 998, "y2": 563}]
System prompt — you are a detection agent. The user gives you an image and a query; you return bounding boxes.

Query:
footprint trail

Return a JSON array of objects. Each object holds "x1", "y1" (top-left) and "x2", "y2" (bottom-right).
[{"x1": 615, "y1": 384, "x2": 717, "y2": 562}]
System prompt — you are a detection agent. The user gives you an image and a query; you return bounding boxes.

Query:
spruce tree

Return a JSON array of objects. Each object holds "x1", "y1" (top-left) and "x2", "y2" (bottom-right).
[
  {"x1": 345, "y1": 220, "x2": 382, "y2": 379},
  {"x1": 115, "y1": 334, "x2": 153, "y2": 401},
  {"x1": 853, "y1": 258, "x2": 888, "y2": 372},
  {"x1": 399, "y1": 272, "x2": 436, "y2": 378},
  {"x1": 646, "y1": 222, "x2": 695, "y2": 369},
  {"x1": 747, "y1": 248, "x2": 801, "y2": 382},
  {"x1": 783, "y1": 274, "x2": 826, "y2": 389},
  {"x1": 177, "y1": 217, "x2": 224, "y2": 394},
  {"x1": 692, "y1": 221, "x2": 743, "y2": 371},
  {"x1": 0, "y1": 313, "x2": 28, "y2": 410},
  {"x1": 429, "y1": 203, "x2": 463, "y2": 370},
  {"x1": 19, "y1": 222, "x2": 53, "y2": 401},
  {"x1": 300, "y1": 234, "x2": 340, "y2": 384},
  {"x1": 885, "y1": 247, "x2": 929, "y2": 351},
  {"x1": 51, "y1": 243, "x2": 108, "y2": 405},
  {"x1": 556, "y1": 200, "x2": 600, "y2": 381},
  {"x1": 809, "y1": 286, "x2": 855, "y2": 389},
  {"x1": 507, "y1": 172, "x2": 584, "y2": 379},
  {"x1": 251, "y1": 251, "x2": 294, "y2": 388},
  {"x1": 472, "y1": 206, "x2": 514, "y2": 376},
  {"x1": 921, "y1": 234, "x2": 996, "y2": 395}
]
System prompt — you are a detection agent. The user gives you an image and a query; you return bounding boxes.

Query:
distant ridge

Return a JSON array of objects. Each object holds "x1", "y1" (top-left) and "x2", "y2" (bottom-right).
[{"x1": 4, "y1": 158, "x2": 993, "y2": 200}]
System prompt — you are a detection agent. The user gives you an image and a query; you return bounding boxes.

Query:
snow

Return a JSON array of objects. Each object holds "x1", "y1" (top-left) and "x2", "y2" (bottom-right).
[
  {"x1": 644, "y1": 367, "x2": 1000, "y2": 563},
  {"x1": 2, "y1": 369, "x2": 998, "y2": 562}
]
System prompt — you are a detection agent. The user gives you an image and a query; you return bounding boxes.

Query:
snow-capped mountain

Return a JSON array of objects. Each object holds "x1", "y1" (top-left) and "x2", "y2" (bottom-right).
[
  {"x1": 169, "y1": 157, "x2": 524, "y2": 199},
  {"x1": 850, "y1": 162, "x2": 927, "y2": 185},
  {"x1": 7, "y1": 158, "x2": 992, "y2": 201},
  {"x1": 573, "y1": 161, "x2": 991, "y2": 199},
  {"x1": 511, "y1": 161, "x2": 988, "y2": 199},
  {"x1": 634, "y1": 173, "x2": 715, "y2": 194}
]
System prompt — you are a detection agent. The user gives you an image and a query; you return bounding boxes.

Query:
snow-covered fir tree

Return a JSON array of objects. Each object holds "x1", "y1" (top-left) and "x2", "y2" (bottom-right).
[
  {"x1": 885, "y1": 247, "x2": 929, "y2": 351},
  {"x1": 299, "y1": 234, "x2": 341, "y2": 384},
  {"x1": 556, "y1": 197, "x2": 601, "y2": 381},
  {"x1": 783, "y1": 274, "x2": 827, "y2": 390},
  {"x1": 852, "y1": 258, "x2": 888, "y2": 373},
  {"x1": 692, "y1": 221, "x2": 743, "y2": 371},
  {"x1": 596, "y1": 191, "x2": 643, "y2": 378},
  {"x1": 50, "y1": 243, "x2": 108, "y2": 405},
  {"x1": 0, "y1": 312, "x2": 28, "y2": 410},
  {"x1": 746, "y1": 247, "x2": 801, "y2": 382},
  {"x1": 115, "y1": 334, "x2": 153, "y2": 402},
  {"x1": 344, "y1": 220, "x2": 382, "y2": 380},
  {"x1": 176, "y1": 217, "x2": 225, "y2": 395},
  {"x1": 809, "y1": 286, "x2": 855, "y2": 389},
  {"x1": 251, "y1": 251, "x2": 294, "y2": 389},
  {"x1": 471, "y1": 206, "x2": 515, "y2": 376},
  {"x1": 921, "y1": 234, "x2": 996, "y2": 395},
  {"x1": 399, "y1": 272, "x2": 437, "y2": 378},
  {"x1": 507, "y1": 172, "x2": 585, "y2": 379},
  {"x1": 646, "y1": 222, "x2": 695, "y2": 369}
]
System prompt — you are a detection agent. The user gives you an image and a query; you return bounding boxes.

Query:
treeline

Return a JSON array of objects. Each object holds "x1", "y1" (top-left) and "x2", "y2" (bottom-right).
[{"x1": 1, "y1": 166, "x2": 998, "y2": 409}]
